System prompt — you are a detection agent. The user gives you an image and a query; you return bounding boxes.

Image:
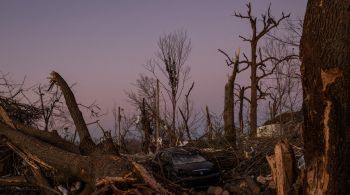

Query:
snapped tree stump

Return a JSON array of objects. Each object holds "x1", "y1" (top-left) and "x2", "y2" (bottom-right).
[{"x1": 266, "y1": 139, "x2": 297, "y2": 195}]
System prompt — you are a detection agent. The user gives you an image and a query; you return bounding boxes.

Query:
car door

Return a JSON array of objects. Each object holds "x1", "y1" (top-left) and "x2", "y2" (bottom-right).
[{"x1": 159, "y1": 152, "x2": 174, "y2": 178}]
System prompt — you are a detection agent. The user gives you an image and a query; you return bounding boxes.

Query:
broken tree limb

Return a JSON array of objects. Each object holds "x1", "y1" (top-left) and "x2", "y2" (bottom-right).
[
  {"x1": 0, "y1": 106, "x2": 16, "y2": 129},
  {"x1": 266, "y1": 139, "x2": 297, "y2": 195},
  {"x1": 0, "y1": 176, "x2": 33, "y2": 187},
  {"x1": 0, "y1": 121, "x2": 168, "y2": 194},
  {"x1": 131, "y1": 161, "x2": 171, "y2": 194},
  {"x1": 2, "y1": 138, "x2": 58, "y2": 194},
  {"x1": 49, "y1": 71, "x2": 95, "y2": 153},
  {"x1": 0, "y1": 104, "x2": 79, "y2": 154}
]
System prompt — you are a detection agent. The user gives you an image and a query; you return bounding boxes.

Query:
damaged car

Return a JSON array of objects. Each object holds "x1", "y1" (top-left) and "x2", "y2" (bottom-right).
[{"x1": 150, "y1": 147, "x2": 221, "y2": 188}]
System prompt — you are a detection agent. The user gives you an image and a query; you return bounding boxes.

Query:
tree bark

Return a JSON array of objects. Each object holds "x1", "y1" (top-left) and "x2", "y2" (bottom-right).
[
  {"x1": 250, "y1": 40, "x2": 258, "y2": 137},
  {"x1": 300, "y1": 0, "x2": 350, "y2": 194},
  {"x1": 141, "y1": 98, "x2": 151, "y2": 154},
  {"x1": 14, "y1": 122, "x2": 79, "y2": 153},
  {"x1": 238, "y1": 86, "x2": 246, "y2": 134},
  {"x1": 0, "y1": 121, "x2": 168, "y2": 194},
  {"x1": 224, "y1": 67, "x2": 237, "y2": 147}
]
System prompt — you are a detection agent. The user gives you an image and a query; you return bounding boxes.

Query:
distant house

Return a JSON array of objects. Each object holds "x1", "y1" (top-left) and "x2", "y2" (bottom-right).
[{"x1": 257, "y1": 124, "x2": 281, "y2": 137}]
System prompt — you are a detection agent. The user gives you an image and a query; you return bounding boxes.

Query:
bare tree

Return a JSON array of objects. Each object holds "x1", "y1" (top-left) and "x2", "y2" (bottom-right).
[
  {"x1": 35, "y1": 85, "x2": 63, "y2": 131},
  {"x1": 179, "y1": 82, "x2": 194, "y2": 141},
  {"x1": 235, "y1": 85, "x2": 247, "y2": 134},
  {"x1": 263, "y1": 39, "x2": 302, "y2": 120},
  {"x1": 145, "y1": 30, "x2": 192, "y2": 145},
  {"x1": 140, "y1": 98, "x2": 152, "y2": 154},
  {"x1": 126, "y1": 74, "x2": 174, "y2": 147},
  {"x1": 233, "y1": 3, "x2": 295, "y2": 136}
]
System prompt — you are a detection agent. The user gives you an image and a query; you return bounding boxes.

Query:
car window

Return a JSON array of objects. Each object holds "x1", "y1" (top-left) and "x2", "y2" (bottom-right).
[
  {"x1": 172, "y1": 154, "x2": 206, "y2": 165},
  {"x1": 159, "y1": 152, "x2": 170, "y2": 163}
]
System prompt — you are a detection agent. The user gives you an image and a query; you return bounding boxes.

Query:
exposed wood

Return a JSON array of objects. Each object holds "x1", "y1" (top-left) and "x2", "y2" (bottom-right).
[
  {"x1": 267, "y1": 139, "x2": 297, "y2": 195},
  {"x1": 0, "y1": 106, "x2": 16, "y2": 129},
  {"x1": 300, "y1": 0, "x2": 350, "y2": 194},
  {"x1": 131, "y1": 161, "x2": 170, "y2": 194},
  {"x1": 266, "y1": 155, "x2": 277, "y2": 188}
]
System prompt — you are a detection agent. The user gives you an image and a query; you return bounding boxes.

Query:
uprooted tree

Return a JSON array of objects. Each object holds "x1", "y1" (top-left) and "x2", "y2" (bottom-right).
[
  {"x1": 299, "y1": 0, "x2": 350, "y2": 194},
  {"x1": 0, "y1": 71, "x2": 169, "y2": 194}
]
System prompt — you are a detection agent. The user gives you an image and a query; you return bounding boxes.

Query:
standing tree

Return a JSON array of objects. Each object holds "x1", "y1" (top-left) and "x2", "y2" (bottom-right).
[
  {"x1": 236, "y1": 85, "x2": 247, "y2": 134},
  {"x1": 300, "y1": 0, "x2": 350, "y2": 193},
  {"x1": 140, "y1": 98, "x2": 152, "y2": 154},
  {"x1": 234, "y1": 3, "x2": 293, "y2": 136},
  {"x1": 146, "y1": 30, "x2": 192, "y2": 145}
]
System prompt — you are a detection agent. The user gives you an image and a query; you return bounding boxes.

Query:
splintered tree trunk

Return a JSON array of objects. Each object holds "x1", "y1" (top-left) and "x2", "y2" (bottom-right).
[
  {"x1": 224, "y1": 70, "x2": 236, "y2": 147},
  {"x1": 266, "y1": 139, "x2": 297, "y2": 195},
  {"x1": 300, "y1": 0, "x2": 350, "y2": 194}
]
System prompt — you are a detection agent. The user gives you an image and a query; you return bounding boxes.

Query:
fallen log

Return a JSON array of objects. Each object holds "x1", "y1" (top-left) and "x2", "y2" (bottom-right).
[
  {"x1": 0, "y1": 176, "x2": 33, "y2": 187},
  {"x1": 14, "y1": 122, "x2": 79, "y2": 154},
  {"x1": 0, "y1": 71, "x2": 169, "y2": 194}
]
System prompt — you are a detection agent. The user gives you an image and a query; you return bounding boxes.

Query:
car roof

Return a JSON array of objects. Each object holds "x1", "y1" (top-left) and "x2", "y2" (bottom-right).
[{"x1": 162, "y1": 147, "x2": 200, "y2": 155}]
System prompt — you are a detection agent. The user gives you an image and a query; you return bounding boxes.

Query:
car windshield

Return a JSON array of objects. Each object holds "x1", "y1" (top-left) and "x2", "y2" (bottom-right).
[{"x1": 172, "y1": 153, "x2": 206, "y2": 165}]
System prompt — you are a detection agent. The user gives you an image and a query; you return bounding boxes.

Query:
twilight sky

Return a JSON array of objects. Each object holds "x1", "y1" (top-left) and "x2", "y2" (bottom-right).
[{"x1": 0, "y1": 0, "x2": 307, "y2": 136}]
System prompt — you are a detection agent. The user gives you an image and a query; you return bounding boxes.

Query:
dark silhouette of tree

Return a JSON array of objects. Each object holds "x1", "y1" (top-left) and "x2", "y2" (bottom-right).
[
  {"x1": 145, "y1": 30, "x2": 192, "y2": 145},
  {"x1": 234, "y1": 3, "x2": 294, "y2": 136}
]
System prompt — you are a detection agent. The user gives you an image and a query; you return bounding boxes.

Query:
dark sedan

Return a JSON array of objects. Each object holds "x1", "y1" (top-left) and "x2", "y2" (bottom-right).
[{"x1": 150, "y1": 147, "x2": 221, "y2": 188}]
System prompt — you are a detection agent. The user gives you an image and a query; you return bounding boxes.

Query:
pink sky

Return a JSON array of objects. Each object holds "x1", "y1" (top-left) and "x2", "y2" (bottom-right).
[{"x1": 0, "y1": 0, "x2": 307, "y2": 136}]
